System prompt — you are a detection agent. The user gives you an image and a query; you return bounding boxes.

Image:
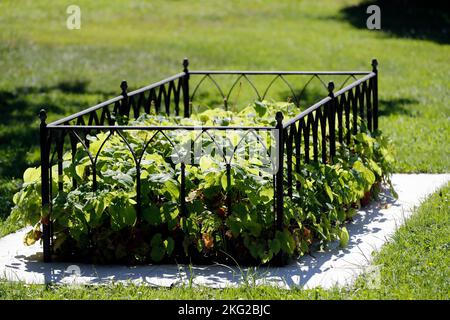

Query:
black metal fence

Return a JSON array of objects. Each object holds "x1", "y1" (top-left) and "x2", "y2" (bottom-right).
[{"x1": 39, "y1": 58, "x2": 378, "y2": 263}]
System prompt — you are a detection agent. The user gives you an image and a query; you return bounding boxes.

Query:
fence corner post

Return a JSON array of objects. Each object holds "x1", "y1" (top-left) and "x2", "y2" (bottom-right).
[
  {"x1": 371, "y1": 58, "x2": 378, "y2": 74},
  {"x1": 39, "y1": 109, "x2": 51, "y2": 263},
  {"x1": 182, "y1": 58, "x2": 190, "y2": 118},
  {"x1": 327, "y1": 81, "x2": 336, "y2": 161},
  {"x1": 274, "y1": 111, "x2": 285, "y2": 265},
  {"x1": 371, "y1": 58, "x2": 378, "y2": 130}
]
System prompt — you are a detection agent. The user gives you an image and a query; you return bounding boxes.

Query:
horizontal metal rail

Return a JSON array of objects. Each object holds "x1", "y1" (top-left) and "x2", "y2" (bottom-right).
[
  {"x1": 283, "y1": 72, "x2": 376, "y2": 128},
  {"x1": 190, "y1": 70, "x2": 371, "y2": 75},
  {"x1": 127, "y1": 72, "x2": 186, "y2": 96},
  {"x1": 48, "y1": 96, "x2": 124, "y2": 126},
  {"x1": 334, "y1": 72, "x2": 376, "y2": 97},
  {"x1": 47, "y1": 125, "x2": 275, "y2": 131},
  {"x1": 48, "y1": 69, "x2": 372, "y2": 128},
  {"x1": 48, "y1": 72, "x2": 186, "y2": 127},
  {"x1": 282, "y1": 96, "x2": 332, "y2": 129}
]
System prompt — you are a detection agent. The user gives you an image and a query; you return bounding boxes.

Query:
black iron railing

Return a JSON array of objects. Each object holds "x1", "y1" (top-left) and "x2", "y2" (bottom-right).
[{"x1": 39, "y1": 58, "x2": 378, "y2": 263}]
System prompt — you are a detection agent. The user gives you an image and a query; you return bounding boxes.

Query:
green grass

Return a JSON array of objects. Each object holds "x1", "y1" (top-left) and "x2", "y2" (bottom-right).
[
  {"x1": 1, "y1": 183, "x2": 449, "y2": 300},
  {"x1": 0, "y1": 0, "x2": 448, "y2": 184},
  {"x1": 0, "y1": 219, "x2": 21, "y2": 239}
]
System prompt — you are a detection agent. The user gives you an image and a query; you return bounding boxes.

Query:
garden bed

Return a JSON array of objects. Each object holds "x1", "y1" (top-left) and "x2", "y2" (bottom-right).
[{"x1": 9, "y1": 59, "x2": 395, "y2": 266}]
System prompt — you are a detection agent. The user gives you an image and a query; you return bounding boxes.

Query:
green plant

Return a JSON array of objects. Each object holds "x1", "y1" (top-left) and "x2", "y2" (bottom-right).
[{"x1": 9, "y1": 101, "x2": 395, "y2": 265}]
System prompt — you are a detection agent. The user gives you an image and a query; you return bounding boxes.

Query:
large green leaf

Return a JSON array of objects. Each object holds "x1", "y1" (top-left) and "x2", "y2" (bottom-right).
[
  {"x1": 150, "y1": 233, "x2": 165, "y2": 262},
  {"x1": 254, "y1": 101, "x2": 268, "y2": 117},
  {"x1": 269, "y1": 238, "x2": 281, "y2": 255},
  {"x1": 275, "y1": 229, "x2": 295, "y2": 255},
  {"x1": 142, "y1": 204, "x2": 162, "y2": 225},
  {"x1": 23, "y1": 167, "x2": 40, "y2": 184},
  {"x1": 199, "y1": 156, "x2": 215, "y2": 171},
  {"x1": 339, "y1": 226, "x2": 350, "y2": 248},
  {"x1": 164, "y1": 237, "x2": 175, "y2": 256},
  {"x1": 109, "y1": 200, "x2": 136, "y2": 230},
  {"x1": 324, "y1": 183, "x2": 334, "y2": 202},
  {"x1": 164, "y1": 180, "x2": 180, "y2": 199},
  {"x1": 353, "y1": 160, "x2": 375, "y2": 187}
]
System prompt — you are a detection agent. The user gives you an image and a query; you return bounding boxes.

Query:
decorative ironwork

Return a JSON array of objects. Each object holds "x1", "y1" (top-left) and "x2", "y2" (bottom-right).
[{"x1": 39, "y1": 58, "x2": 379, "y2": 265}]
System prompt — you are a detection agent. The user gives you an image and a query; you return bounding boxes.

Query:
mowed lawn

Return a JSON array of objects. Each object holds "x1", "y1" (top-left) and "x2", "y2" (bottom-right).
[
  {"x1": 0, "y1": 0, "x2": 448, "y2": 181},
  {"x1": 0, "y1": 0, "x2": 449, "y2": 299}
]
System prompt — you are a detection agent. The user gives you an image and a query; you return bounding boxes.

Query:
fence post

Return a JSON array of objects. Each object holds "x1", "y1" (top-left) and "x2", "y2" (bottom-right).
[
  {"x1": 39, "y1": 109, "x2": 51, "y2": 263},
  {"x1": 182, "y1": 58, "x2": 190, "y2": 118},
  {"x1": 275, "y1": 112, "x2": 284, "y2": 231},
  {"x1": 327, "y1": 81, "x2": 336, "y2": 162},
  {"x1": 274, "y1": 111, "x2": 285, "y2": 265},
  {"x1": 371, "y1": 59, "x2": 378, "y2": 131},
  {"x1": 180, "y1": 162, "x2": 187, "y2": 217},
  {"x1": 120, "y1": 80, "x2": 128, "y2": 118}
]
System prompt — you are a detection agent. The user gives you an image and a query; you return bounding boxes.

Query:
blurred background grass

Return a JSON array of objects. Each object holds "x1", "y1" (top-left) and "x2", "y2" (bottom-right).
[{"x1": 0, "y1": 0, "x2": 449, "y2": 220}]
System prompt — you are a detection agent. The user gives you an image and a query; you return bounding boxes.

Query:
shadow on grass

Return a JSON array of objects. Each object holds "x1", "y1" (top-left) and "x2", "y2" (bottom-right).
[
  {"x1": 279, "y1": 86, "x2": 418, "y2": 117},
  {"x1": 0, "y1": 80, "x2": 117, "y2": 219},
  {"x1": 378, "y1": 97, "x2": 418, "y2": 117},
  {"x1": 0, "y1": 90, "x2": 59, "y2": 180},
  {"x1": 0, "y1": 80, "x2": 115, "y2": 178},
  {"x1": 340, "y1": 0, "x2": 449, "y2": 45}
]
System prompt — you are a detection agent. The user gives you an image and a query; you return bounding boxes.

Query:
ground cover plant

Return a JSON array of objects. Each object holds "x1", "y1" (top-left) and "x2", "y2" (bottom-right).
[{"x1": 10, "y1": 100, "x2": 395, "y2": 265}]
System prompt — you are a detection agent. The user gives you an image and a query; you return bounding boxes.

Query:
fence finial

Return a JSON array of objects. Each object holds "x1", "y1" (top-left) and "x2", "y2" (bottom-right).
[
  {"x1": 120, "y1": 80, "x2": 128, "y2": 96},
  {"x1": 275, "y1": 111, "x2": 284, "y2": 127},
  {"x1": 39, "y1": 109, "x2": 47, "y2": 123},
  {"x1": 371, "y1": 59, "x2": 378, "y2": 73},
  {"x1": 183, "y1": 58, "x2": 189, "y2": 73},
  {"x1": 327, "y1": 81, "x2": 335, "y2": 97}
]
